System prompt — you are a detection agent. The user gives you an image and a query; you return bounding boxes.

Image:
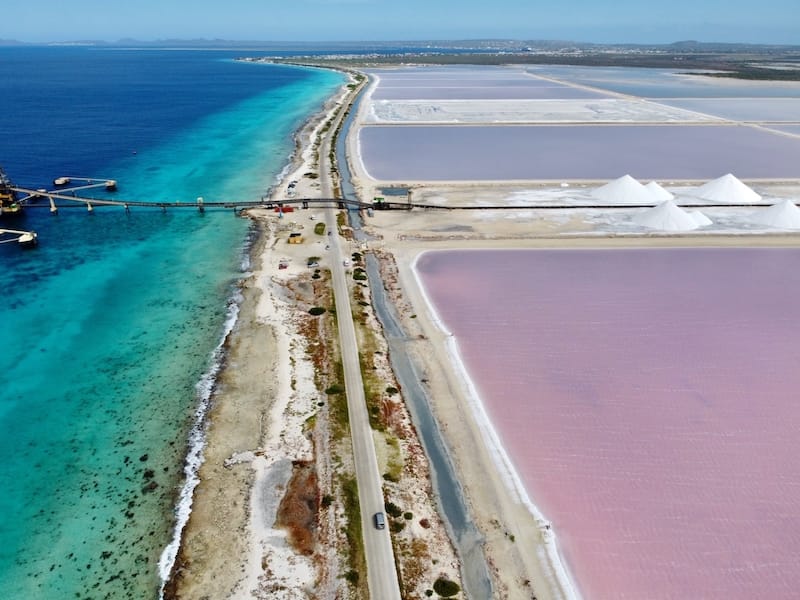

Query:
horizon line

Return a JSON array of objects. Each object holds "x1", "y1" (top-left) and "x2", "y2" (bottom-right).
[{"x1": 2, "y1": 37, "x2": 799, "y2": 49}]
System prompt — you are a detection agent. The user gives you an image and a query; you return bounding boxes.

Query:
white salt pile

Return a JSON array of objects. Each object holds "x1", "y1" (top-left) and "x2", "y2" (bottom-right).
[
  {"x1": 752, "y1": 199, "x2": 800, "y2": 229},
  {"x1": 633, "y1": 200, "x2": 699, "y2": 231},
  {"x1": 692, "y1": 173, "x2": 762, "y2": 204},
  {"x1": 592, "y1": 175, "x2": 654, "y2": 205},
  {"x1": 689, "y1": 211, "x2": 713, "y2": 227},
  {"x1": 645, "y1": 181, "x2": 675, "y2": 201}
]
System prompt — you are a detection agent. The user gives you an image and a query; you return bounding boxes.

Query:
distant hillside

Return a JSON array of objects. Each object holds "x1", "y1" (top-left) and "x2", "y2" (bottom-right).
[
  {"x1": 4, "y1": 37, "x2": 799, "y2": 80},
  {"x1": 1, "y1": 38, "x2": 799, "y2": 52}
]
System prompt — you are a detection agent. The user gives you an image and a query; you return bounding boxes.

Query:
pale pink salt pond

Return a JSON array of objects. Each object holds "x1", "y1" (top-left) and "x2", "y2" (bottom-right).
[{"x1": 416, "y1": 248, "x2": 800, "y2": 599}]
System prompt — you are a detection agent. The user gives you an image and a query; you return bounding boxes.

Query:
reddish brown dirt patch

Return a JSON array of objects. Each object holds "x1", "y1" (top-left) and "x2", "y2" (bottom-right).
[{"x1": 276, "y1": 461, "x2": 319, "y2": 555}]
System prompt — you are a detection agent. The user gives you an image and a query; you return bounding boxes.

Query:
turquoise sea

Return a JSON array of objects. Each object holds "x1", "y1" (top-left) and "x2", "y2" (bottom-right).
[{"x1": 0, "y1": 47, "x2": 343, "y2": 598}]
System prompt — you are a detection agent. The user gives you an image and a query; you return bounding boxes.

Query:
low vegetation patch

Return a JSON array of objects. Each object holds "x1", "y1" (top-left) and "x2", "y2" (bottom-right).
[
  {"x1": 383, "y1": 436, "x2": 403, "y2": 482},
  {"x1": 384, "y1": 501, "x2": 403, "y2": 519},
  {"x1": 390, "y1": 520, "x2": 406, "y2": 533},
  {"x1": 433, "y1": 577, "x2": 461, "y2": 597},
  {"x1": 340, "y1": 475, "x2": 366, "y2": 594},
  {"x1": 324, "y1": 383, "x2": 344, "y2": 395},
  {"x1": 327, "y1": 361, "x2": 350, "y2": 438},
  {"x1": 314, "y1": 222, "x2": 326, "y2": 235}
]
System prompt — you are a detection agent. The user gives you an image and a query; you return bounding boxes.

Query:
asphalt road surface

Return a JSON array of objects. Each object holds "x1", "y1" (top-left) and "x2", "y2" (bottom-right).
[
  {"x1": 317, "y1": 92, "x2": 401, "y2": 599},
  {"x1": 325, "y1": 209, "x2": 402, "y2": 600}
]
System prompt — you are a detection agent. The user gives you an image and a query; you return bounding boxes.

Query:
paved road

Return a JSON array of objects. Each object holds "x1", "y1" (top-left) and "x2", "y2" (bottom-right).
[
  {"x1": 326, "y1": 213, "x2": 402, "y2": 600},
  {"x1": 319, "y1": 88, "x2": 402, "y2": 599}
]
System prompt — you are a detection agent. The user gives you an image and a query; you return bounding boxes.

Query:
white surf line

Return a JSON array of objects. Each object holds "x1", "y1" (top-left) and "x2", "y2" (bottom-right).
[{"x1": 156, "y1": 287, "x2": 243, "y2": 599}]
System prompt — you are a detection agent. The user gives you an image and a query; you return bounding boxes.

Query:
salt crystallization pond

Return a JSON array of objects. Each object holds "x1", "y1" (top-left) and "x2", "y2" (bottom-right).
[
  {"x1": 359, "y1": 124, "x2": 800, "y2": 181},
  {"x1": 415, "y1": 248, "x2": 800, "y2": 599}
]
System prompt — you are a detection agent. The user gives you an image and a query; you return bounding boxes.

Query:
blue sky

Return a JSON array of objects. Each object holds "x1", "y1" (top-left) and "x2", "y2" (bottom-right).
[{"x1": 5, "y1": 0, "x2": 799, "y2": 45}]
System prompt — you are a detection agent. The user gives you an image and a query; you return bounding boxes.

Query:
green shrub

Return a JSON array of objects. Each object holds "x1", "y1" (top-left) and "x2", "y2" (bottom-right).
[
  {"x1": 433, "y1": 577, "x2": 460, "y2": 597},
  {"x1": 325, "y1": 383, "x2": 345, "y2": 395},
  {"x1": 345, "y1": 570, "x2": 359, "y2": 584},
  {"x1": 309, "y1": 306, "x2": 326, "y2": 316},
  {"x1": 314, "y1": 222, "x2": 326, "y2": 235},
  {"x1": 385, "y1": 386, "x2": 399, "y2": 396},
  {"x1": 384, "y1": 501, "x2": 403, "y2": 518},
  {"x1": 390, "y1": 520, "x2": 405, "y2": 533},
  {"x1": 403, "y1": 511, "x2": 413, "y2": 520}
]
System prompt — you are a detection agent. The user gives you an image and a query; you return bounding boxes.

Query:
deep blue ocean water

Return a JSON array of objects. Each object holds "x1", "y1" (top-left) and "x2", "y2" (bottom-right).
[{"x1": 0, "y1": 47, "x2": 343, "y2": 598}]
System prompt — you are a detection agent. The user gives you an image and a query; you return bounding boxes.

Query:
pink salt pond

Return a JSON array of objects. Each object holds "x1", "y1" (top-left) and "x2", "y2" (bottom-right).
[{"x1": 416, "y1": 248, "x2": 800, "y2": 599}]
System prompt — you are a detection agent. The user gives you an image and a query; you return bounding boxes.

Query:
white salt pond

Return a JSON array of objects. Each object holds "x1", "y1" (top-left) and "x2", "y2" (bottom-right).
[
  {"x1": 363, "y1": 98, "x2": 719, "y2": 125},
  {"x1": 367, "y1": 66, "x2": 611, "y2": 101}
]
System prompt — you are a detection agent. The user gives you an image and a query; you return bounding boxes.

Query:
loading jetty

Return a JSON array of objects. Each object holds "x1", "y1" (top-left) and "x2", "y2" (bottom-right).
[
  {"x1": 0, "y1": 165, "x2": 437, "y2": 247},
  {"x1": 0, "y1": 228, "x2": 37, "y2": 247},
  {"x1": 9, "y1": 185, "x2": 428, "y2": 213}
]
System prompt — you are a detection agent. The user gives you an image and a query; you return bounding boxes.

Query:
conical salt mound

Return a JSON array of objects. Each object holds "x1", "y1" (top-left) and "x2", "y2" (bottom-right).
[
  {"x1": 633, "y1": 200, "x2": 699, "y2": 231},
  {"x1": 689, "y1": 211, "x2": 713, "y2": 227},
  {"x1": 646, "y1": 181, "x2": 675, "y2": 201},
  {"x1": 693, "y1": 173, "x2": 761, "y2": 203},
  {"x1": 752, "y1": 199, "x2": 800, "y2": 229},
  {"x1": 592, "y1": 175, "x2": 653, "y2": 204}
]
